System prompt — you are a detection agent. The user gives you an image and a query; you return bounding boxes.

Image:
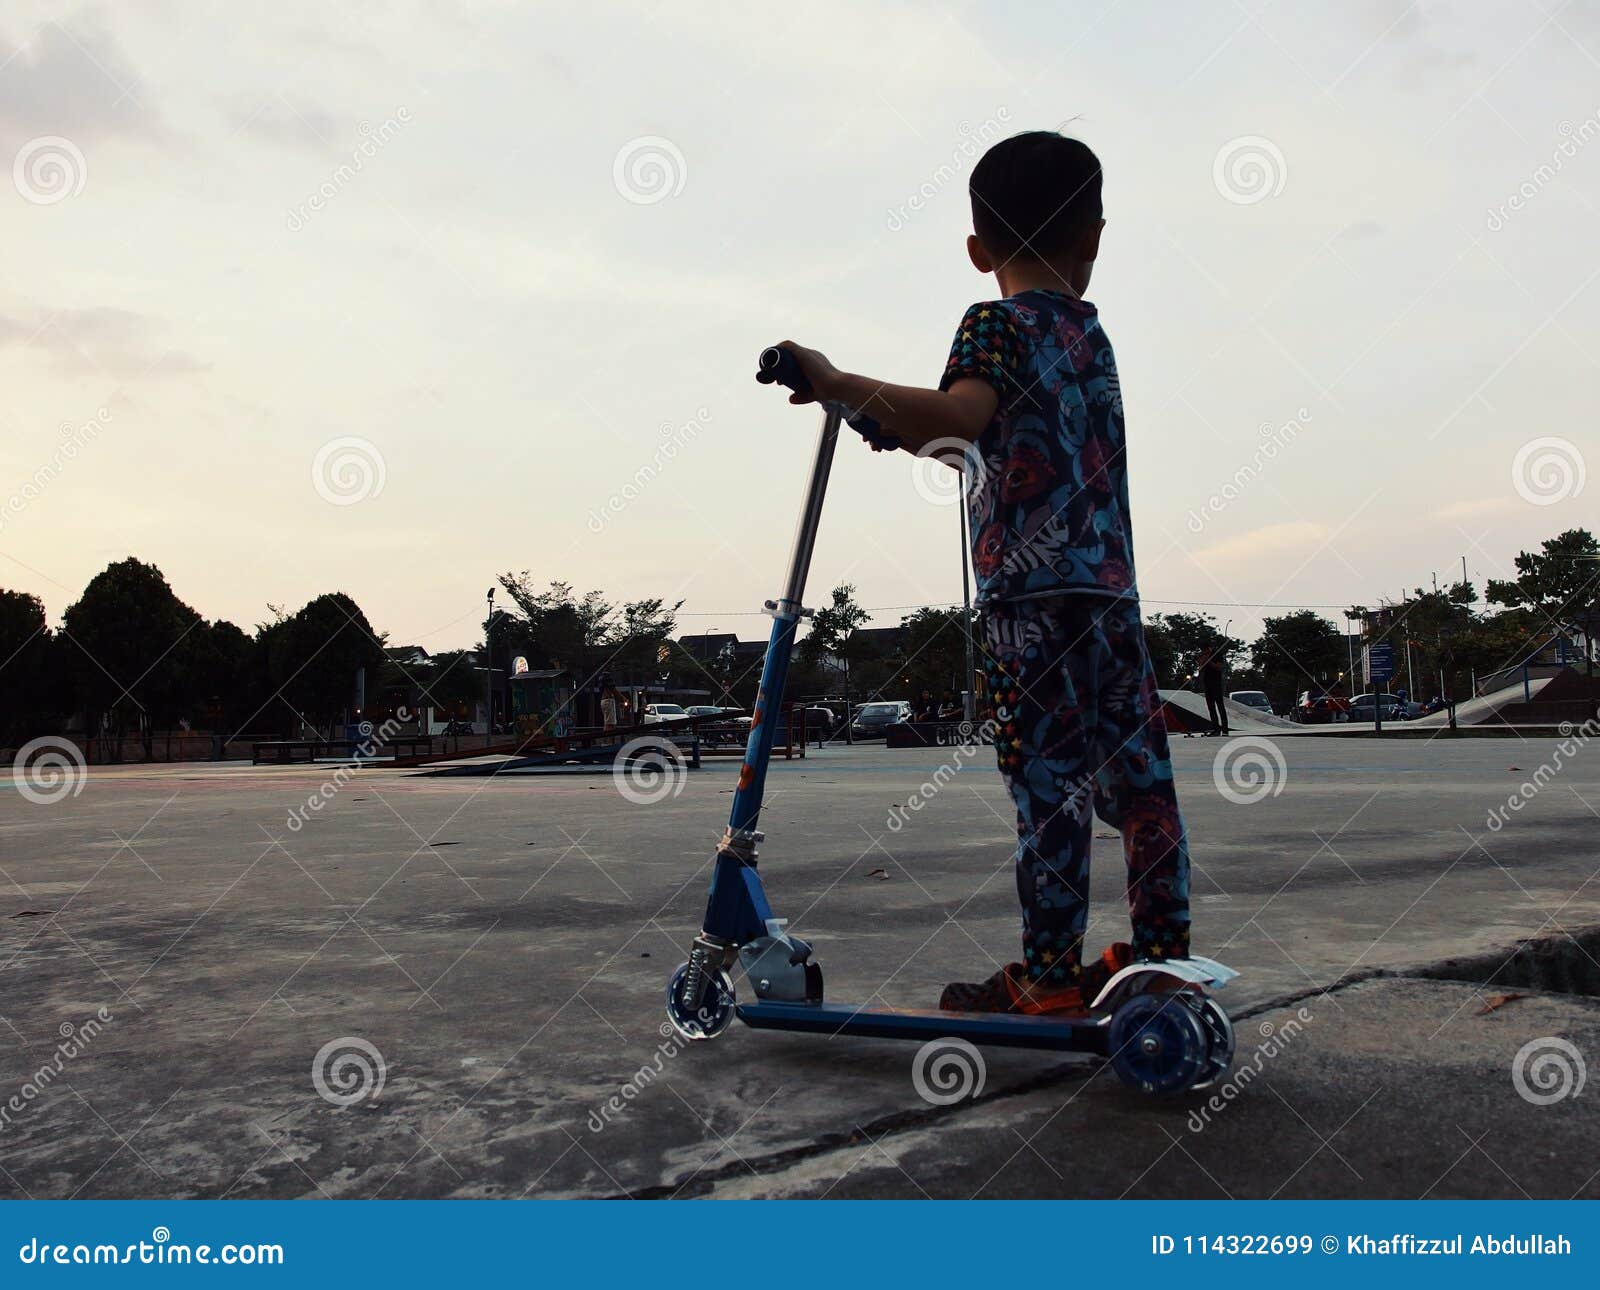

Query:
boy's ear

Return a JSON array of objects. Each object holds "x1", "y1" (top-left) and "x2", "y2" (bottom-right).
[
  {"x1": 966, "y1": 233, "x2": 994, "y2": 274},
  {"x1": 1077, "y1": 219, "x2": 1105, "y2": 263}
]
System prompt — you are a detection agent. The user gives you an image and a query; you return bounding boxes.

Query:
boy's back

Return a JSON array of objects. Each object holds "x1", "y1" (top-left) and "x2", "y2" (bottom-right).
[
  {"x1": 941, "y1": 288, "x2": 1134, "y2": 603},
  {"x1": 765, "y1": 130, "x2": 1192, "y2": 1016}
]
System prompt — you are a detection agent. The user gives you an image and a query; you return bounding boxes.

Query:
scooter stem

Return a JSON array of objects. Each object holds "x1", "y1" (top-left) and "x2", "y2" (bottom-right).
[{"x1": 728, "y1": 404, "x2": 842, "y2": 837}]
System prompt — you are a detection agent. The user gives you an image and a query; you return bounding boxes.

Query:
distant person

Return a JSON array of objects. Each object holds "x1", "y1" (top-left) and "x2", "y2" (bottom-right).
[
  {"x1": 1201, "y1": 649, "x2": 1229, "y2": 736},
  {"x1": 601, "y1": 685, "x2": 621, "y2": 729},
  {"x1": 939, "y1": 689, "x2": 962, "y2": 720},
  {"x1": 915, "y1": 688, "x2": 937, "y2": 721}
]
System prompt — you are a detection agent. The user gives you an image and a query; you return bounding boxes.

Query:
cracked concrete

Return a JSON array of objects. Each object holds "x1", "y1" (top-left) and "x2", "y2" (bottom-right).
[{"x1": 1, "y1": 734, "x2": 1596, "y2": 1198}]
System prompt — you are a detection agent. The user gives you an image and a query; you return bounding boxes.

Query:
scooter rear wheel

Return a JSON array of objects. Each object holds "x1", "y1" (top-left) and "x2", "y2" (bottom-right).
[
  {"x1": 1107, "y1": 992, "x2": 1209, "y2": 1094},
  {"x1": 665, "y1": 962, "x2": 737, "y2": 1041}
]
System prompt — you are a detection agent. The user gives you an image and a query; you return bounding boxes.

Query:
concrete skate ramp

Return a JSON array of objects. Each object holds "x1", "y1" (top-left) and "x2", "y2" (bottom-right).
[
  {"x1": 1158, "y1": 689, "x2": 1298, "y2": 734},
  {"x1": 1408, "y1": 674, "x2": 1556, "y2": 727}
]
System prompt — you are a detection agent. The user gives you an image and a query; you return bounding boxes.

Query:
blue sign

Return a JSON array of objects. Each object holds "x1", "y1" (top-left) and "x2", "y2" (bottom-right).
[{"x1": 1368, "y1": 642, "x2": 1395, "y2": 684}]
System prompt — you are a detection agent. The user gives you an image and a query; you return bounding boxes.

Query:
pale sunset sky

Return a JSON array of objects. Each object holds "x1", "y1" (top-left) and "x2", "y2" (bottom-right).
[{"x1": 1, "y1": 1, "x2": 1595, "y2": 649}]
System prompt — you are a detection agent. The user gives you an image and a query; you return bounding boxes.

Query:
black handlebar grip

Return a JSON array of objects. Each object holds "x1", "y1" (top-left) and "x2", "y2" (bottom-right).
[{"x1": 757, "y1": 346, "x2": 812, "y2": 398}]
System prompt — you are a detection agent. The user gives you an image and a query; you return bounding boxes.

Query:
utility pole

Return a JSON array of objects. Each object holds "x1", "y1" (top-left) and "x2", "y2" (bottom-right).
[
  {"x1": 959, "y1": 494, "x2": 976, "y2": 722},
  {"x1": 484, "y1": 587, "x2": 496, "y2": 747}
]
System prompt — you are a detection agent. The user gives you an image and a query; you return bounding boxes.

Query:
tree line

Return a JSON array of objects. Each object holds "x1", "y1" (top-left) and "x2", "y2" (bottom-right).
[{"x1": 3, "y1": 528, "x2": 1593, "y2": 753}]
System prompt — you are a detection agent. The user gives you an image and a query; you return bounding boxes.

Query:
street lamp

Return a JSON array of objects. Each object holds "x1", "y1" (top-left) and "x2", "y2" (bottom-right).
[{"x1": 484, "y1": 587, "x2": 496, "y2": 747}]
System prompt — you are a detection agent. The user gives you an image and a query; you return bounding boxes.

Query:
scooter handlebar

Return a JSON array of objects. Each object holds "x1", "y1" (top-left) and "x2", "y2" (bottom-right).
[
  {"x1": 755, "y1": 346, "x2": 901, "y2": 451},
  {"x1": 757, "y1": 345, "x2": 811, "y2": 398}
]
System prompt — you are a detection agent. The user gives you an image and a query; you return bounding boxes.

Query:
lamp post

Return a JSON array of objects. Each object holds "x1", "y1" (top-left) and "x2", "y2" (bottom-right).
[{"x1": 484, "y1": 587, "x2": 496, "y2": 747}]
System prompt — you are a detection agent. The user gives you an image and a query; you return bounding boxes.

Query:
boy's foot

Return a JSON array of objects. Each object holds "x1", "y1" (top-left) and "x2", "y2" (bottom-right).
[
  {"x1": 939, "y1": 943, "x2": 1134, "y2": 1016},
  {"x1": 938, "y1": 964, "x2": 1089, "y2": 1016}
]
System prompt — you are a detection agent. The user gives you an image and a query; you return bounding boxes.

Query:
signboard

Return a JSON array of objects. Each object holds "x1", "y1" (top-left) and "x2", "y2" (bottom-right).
[{"x1": 1367, "y1": 642, "x2": 1395, "y2": 686}]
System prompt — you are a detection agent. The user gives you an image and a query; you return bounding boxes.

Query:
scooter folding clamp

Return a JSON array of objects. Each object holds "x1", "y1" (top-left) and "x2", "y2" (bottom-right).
[
  {"x1": 762, "y1": 598, "x2": 813, "y2": 622},
  {"x1": 717, "y1": 826, "x2": 764, "y2": 863}
]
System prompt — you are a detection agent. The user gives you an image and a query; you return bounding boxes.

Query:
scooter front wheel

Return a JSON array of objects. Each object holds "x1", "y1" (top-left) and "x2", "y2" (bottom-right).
[{"x1": 665, "y1": 962, "x2": 737, "y2": 1041}]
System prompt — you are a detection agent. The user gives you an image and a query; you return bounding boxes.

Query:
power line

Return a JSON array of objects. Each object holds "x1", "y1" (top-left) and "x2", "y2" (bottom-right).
[{"x1": 676, "y1": 596, "x2": 1359, "y2": 618}]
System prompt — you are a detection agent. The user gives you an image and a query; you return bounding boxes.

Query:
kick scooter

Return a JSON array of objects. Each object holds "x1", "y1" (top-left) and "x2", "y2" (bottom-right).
[{"x1": 664, "y1": 348, "x2": 1237, "y2": 1095}]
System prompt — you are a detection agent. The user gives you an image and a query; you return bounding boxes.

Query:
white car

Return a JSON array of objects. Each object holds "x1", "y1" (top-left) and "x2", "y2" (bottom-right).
[
  {"x1": 641, "y1": 703, "x2": 689, "y2": 724},
  {"x1": 1229, "y1": 690, "x2": 1274, "y2": 716}
]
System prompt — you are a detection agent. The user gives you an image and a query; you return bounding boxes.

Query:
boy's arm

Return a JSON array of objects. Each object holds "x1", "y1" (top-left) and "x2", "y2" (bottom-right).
[{"x1": 773, "y1": 341, "x2": 997, "y2": 454}]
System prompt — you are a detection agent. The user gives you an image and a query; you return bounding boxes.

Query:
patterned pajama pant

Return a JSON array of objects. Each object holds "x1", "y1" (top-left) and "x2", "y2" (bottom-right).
[{"x1": 982, "y1": 594, "x2": 1191, "y2": 984}]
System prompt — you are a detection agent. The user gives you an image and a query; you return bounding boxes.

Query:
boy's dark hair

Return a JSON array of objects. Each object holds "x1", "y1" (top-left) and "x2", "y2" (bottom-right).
[{"x1": 969, "y1": 132, "x2": 1102, "y2": 263}]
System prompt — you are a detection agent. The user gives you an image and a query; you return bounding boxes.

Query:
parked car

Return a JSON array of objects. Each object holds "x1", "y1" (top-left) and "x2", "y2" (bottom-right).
[
  {"x1": 1229, "y1": 690, "x2": 1274, "y2": 717},
  {"x1": 1348, "y1": 692, "x2": 1419, "y2": 722},
  {"x1": 683, "y1": 705, "x2": 723, "y2": 718},
  {"x1": 641, "y1": 703, "x2": 689, "y2": 724},
  {"x1": 1293, "y1": 691, "x2": 1351, "y2": 724},
  {"x1": 789, "y1": 705, "x2": 836, "y2": 738},
  {"x1": 851, "y1": 700, "x2": 913, "y2": 739}
]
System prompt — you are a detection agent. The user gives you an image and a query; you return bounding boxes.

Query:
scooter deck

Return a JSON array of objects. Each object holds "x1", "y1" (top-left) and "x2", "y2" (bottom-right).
[{"x1": 736, "y1": 1000, "x2": 1112, "y2": 1053}]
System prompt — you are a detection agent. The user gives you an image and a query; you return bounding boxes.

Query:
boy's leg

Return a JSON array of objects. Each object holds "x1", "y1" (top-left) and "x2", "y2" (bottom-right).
[
  {"x1": 1089, "y1": 600, "x2": 1192, "y2": 961},
  {"x1": 982, "y1": 599, "x2": 1098, "y2": 987}
]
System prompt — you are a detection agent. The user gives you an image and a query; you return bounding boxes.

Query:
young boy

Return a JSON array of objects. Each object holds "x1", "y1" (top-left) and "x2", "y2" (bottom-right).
[{"x1": 770, "y1": 131, "x2": 1191, "y2": 1017}]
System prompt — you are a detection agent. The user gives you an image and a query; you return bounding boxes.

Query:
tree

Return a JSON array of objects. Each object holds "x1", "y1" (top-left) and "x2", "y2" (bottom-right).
[
  {"x1": 270, "y1": 592, "x2": 387, "y2": 737},
  {"x1": 1249, "y1": 610, "x2": 1346, "y2": 712},
  {"x1": 801, "y1": 584, "x2": 870, "y2": 725},
  {"x1": 0, "y1": 588, "x2": 56, "y2": 745},
  {"x1": 1148, "y1": 612, "x2": 1241, "y2": 689},
  {"x1": 61, "y1": 558, "x2": 204, "y2": 759},
  {"x1": 890, "y1": 606, "x2": 976, "y2": 699},
  {"x1": 497, "y1": 575, "x2": 613, "y2": 680},
  {"x1": 1486, "y1": 528, "x2": 1599, "y2": 676},
  {"x1": 192, "y1": 619, "x2": 255, "y2": 737}
]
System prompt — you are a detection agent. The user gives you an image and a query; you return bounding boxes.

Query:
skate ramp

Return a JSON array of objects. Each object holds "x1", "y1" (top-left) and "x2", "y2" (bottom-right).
[
  {"x1": 1407, "y1": 674, "x2": 1557, "y2": 727},
  {"x1": 1158, "y1": 689, "x2": 1298, "y2": 735}
]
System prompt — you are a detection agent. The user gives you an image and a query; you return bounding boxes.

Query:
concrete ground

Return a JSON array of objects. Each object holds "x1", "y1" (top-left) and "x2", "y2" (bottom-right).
[{"x1": 1, "y1": 734, "x2": 1597, "y2": 1199}]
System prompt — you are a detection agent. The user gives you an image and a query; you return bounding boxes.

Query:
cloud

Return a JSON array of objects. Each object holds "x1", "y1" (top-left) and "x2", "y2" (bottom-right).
[
  {"x1": 1429, "y1": 497, "x2": 1515, "y2": 521},
  {"x1": 0, "y1": 305, "x2": 208, "y2": 379},
  {"x1": 0, "y1": 20, "x2": 168, "y2": 149},
  {"x1": 227, "y1": 98, "x2": 341, "y2": 150},
  {"x1": 1190, "y1": 521, "x2": 1327, "y2": 567}
]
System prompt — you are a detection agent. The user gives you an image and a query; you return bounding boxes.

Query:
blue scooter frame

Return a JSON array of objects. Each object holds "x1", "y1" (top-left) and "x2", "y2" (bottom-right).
[{"x1": 665, "y1": 349, "x2": 1237, "y2": 1095}]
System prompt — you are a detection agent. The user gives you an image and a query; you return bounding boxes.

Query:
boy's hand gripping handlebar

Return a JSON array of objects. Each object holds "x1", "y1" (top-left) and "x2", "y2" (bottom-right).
[{"x1": 757, "y1": 347, "x2": 901, "y2": 451}]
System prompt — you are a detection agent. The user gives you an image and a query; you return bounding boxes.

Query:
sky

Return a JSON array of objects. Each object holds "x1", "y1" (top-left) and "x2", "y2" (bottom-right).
[{"x1": 0, "y1": 0, "x2": 1596, "y2": 652}]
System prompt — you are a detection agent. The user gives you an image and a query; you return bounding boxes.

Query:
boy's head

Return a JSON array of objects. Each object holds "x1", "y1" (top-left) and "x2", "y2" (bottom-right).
[{"x1": 967, "y1": 131, "x2": 1104, "y2": 293}]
